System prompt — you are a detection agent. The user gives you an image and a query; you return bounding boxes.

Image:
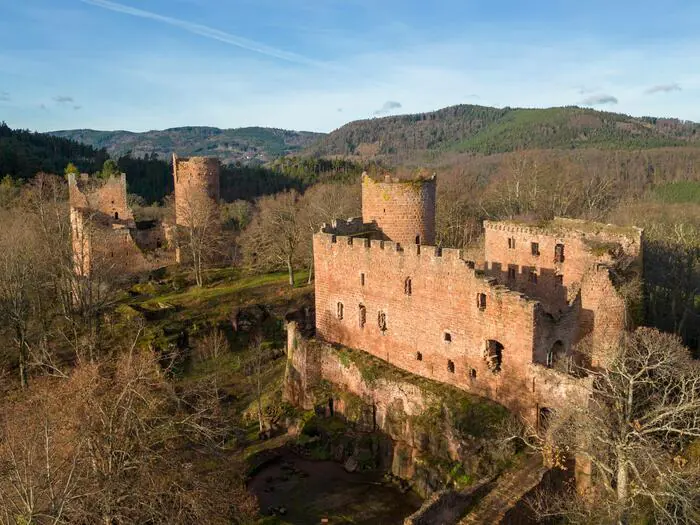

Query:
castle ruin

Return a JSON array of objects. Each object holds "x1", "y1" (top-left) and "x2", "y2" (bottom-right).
[
  {"x1": 68, "y1": 172, "x2": 169, "y2": 277},
  {"x1": 288, "y1": 171, "x2": 643, "y2": 429},
  {"x1": 68, "y1": 155, "x2": 222, "y2": 276},
  {"x1": 172, "y1": 154, "x2": 221, "y2": 263}
]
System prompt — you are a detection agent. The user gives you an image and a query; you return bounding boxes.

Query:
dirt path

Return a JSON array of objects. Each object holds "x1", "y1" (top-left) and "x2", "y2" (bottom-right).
[
  {"x1": 249, "y1": 452, "x2": 423, "y2": 524},
  {"x1": 459, "y1": 454, "x2": 548, "y2": 524}
]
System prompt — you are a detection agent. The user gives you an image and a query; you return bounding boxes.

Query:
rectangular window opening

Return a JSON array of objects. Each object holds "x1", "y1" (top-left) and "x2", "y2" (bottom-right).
[
  {"x1": 531, "y1": 242, "x2": 540, "y2": 256},
  {"x1": 555, "y1": 243, "x2": 565, "y2": 263}
]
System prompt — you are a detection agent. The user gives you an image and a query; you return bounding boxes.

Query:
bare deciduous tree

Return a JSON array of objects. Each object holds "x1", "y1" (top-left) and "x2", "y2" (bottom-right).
[
  {"x1": 177, "y1": 191, "x2": 222, "y2": 287},
  {"x1": 506, "y1": 328, "x2": 700, "y2": 525},
  {"x1": 240, "y1": 190, "x2": 303, "y2": 286}
]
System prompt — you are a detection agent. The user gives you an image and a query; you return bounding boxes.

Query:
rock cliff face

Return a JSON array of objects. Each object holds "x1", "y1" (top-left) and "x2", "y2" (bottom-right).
[{"x1": 284, "y1": 321, "x2": 514, "y2": 497}]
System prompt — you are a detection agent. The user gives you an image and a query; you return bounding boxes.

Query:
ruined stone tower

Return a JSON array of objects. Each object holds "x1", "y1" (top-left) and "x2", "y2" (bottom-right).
[
  {"x1": 172, "y1": 154, "x2": 221, "y2": 226},
  {"x1": 361, "y1": 172, "x2": 436, "y2": 246}
]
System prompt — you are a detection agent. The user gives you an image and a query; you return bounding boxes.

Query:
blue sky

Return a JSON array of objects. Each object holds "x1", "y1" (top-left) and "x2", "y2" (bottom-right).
[{"x1": 0, "y1": 0, "x2": 699, "y2": 132}]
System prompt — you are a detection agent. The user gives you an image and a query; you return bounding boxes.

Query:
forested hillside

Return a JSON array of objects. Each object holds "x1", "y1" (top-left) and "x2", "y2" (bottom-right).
[
  {"x1": 51, "y1": 126, "x2": 324, "y2": 165},
  {"x1": 304, "y1": 104, "x2": 700, "y2": 158},
  {"x1": 0, "y1": 122, "x2": 365, "y2": 204},
  {"x1": 0, "y1": 122, "x2": 109, "y2": 179}
]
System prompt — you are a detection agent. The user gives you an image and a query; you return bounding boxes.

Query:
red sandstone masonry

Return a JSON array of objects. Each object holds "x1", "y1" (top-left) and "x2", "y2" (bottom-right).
[
  {"x1": 362, "y1": 173, "x2": 437, "y2": 247},
  {"x1": 313, "y1": 219, "x2": 587, "y2": 420},
  {"x1": 69, "y1": 173, "x2": 133, "y2": 223},
  {"x1": 173, "y1": 154, "x2": 221, "y2": 226}
]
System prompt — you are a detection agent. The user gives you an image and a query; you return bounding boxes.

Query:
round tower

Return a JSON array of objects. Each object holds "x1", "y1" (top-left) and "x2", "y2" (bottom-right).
[
  {"x1": 361, "y1": 172, "x2": 436, "y2": 246},
  {"x1": 172, "y1": 154, "x2": 221, "y2": 226}
]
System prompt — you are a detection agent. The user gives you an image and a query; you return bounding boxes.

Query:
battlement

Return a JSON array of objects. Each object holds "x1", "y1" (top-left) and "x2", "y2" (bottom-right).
[
  {"x1": 314, "y1": 226, "x2": 538, "y2": 306},
  {"x1": 484, "y1": 217, "x2": 643, "y2": 245}
]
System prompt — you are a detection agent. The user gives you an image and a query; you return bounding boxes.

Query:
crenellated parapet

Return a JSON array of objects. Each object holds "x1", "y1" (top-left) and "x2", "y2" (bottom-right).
[{"x1": 484, "y1": 217, "x2": 643, "y2": 254}]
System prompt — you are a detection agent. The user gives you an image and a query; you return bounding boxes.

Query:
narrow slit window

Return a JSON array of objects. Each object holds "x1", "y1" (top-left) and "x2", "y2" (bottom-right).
[
  {"x1": 447, "y1": 360, "x2": 455, "y2": 373},
  {"x1": 531, "y1": 242, "x2": 540, "y2": 256},
  {"x1": 337, "y1": 302, "x2": 344, "y2": 320},
  {"x1": 477, "y1": 293, "x2": 487, "y2": 311},
  {"x1": 508, "y1": 237, "x2": 516, "y2": 249},
  {"x1": 377, "y1": 311, "x2": 387, "y2": 332},
  {"x1": 360, "y1": 273, "x2": 365, "y2": 286},
  {"x1": 415, "y1": 235, "x2": 421, "y2": 245},
  {"x1": 359, "y1": 304, "x2": 366, "y2": 328},
  {"x1": 404, "y1": 277, "x2": 412, "y2": 296}
]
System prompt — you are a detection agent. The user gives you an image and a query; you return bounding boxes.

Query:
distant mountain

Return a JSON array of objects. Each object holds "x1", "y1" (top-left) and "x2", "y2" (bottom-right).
[
  {"x1": 50, "y1": 126, "x2": 326, "y2": 165},
  {"x1": 303, "y1": 105, "x2": 700, "y2": 158}
]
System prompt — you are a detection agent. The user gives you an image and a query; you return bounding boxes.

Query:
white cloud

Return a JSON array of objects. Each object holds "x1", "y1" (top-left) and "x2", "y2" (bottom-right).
[{"x1": 79, "y1": 0, "x2": 325, "y2": 67}]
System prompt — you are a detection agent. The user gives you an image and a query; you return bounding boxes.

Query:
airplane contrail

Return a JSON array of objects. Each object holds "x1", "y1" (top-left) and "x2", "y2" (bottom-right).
[{"x1": 79, "y1": 0, "x2": 325, "y2": 67}]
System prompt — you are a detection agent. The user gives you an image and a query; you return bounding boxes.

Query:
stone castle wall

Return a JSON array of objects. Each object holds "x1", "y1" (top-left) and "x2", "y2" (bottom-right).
[
  {"x1": 68, "y1": 173, "x2": 159, "y2": 277},
  {"x1": 68, "y1": 173, "x2": 133, "y2": 223},
  {"x1": 173, "y1": 155, "x2": 221, "y2": 226},
  {"x1": 483, "y1": 218, "x2": 643, "y2": 313},
  {"x1": 70, "y1": 208, "x2": 153, "y2": 277},
  {"x1": 313, "y1": 220, "x2": 588, "y2": 420},
  {"x1": 362, "y1": 174, "x2": 437, "y2": 247}
]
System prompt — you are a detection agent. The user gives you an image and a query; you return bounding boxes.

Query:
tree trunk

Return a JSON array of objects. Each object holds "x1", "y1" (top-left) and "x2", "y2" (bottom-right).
[
  {"x1": 287, "y1": 257, "x2": 295, "y2": 287},
  {"x1": 307, "y1": 258, "x2": 314, "y2": 285},
  {"x1": 616, "y1": 451, "x2": 629, "y2": 524},
  {"x1": 17, "y1": 325, "x2": 28, "y2": 389}
]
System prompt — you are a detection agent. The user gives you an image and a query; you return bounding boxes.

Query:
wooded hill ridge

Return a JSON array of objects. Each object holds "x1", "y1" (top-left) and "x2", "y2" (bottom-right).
[
  {"x1": 302, "y1": 104, "x2": 700, "y2": 159},
  {"x1": 50, "y1": 126, "x2": 324, "y2": 165}
]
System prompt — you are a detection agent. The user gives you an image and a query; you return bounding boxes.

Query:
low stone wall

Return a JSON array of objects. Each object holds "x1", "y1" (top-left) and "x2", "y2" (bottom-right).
[{"x1": 284, "y1": 322, "x2": 514, "y2": 497}]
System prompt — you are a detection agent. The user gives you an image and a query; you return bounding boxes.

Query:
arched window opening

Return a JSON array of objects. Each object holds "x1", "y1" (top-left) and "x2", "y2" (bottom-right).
[
  {"x1": 485, "y1": 340, "x2": 504, "y2": 374},
  {"x1": 447, "y1": 360, "x2": 455, "y2": 373},
  {"x1": 358, "y1": 304, "x2": 367, "y2": 329},
  {"x1": 404, "y1": 277, "x2": 412, "y2": 296},
  {"x1": 336, "y1": 302, "x2": 344, "y2": 320},
  {"x1": 469, "y1": 368, "x2": 477, "y2": 380},
  {"x1": 114, "y1": 211, "x2": 119, "y2": 220}
]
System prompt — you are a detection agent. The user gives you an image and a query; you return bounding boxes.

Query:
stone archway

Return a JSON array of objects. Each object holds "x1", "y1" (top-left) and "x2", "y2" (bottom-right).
[{"x1": 485, "y1": 340, "x2": 504, "y2": 373}]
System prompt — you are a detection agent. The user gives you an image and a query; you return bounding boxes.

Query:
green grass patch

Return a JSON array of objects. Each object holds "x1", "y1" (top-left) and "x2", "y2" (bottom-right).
[
  {"x1": 321, "y1": 343, "x2": 509, "y2": 439},
  {"x1": 653, "y1": 181, "x2": 700, "y2": 204}
]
